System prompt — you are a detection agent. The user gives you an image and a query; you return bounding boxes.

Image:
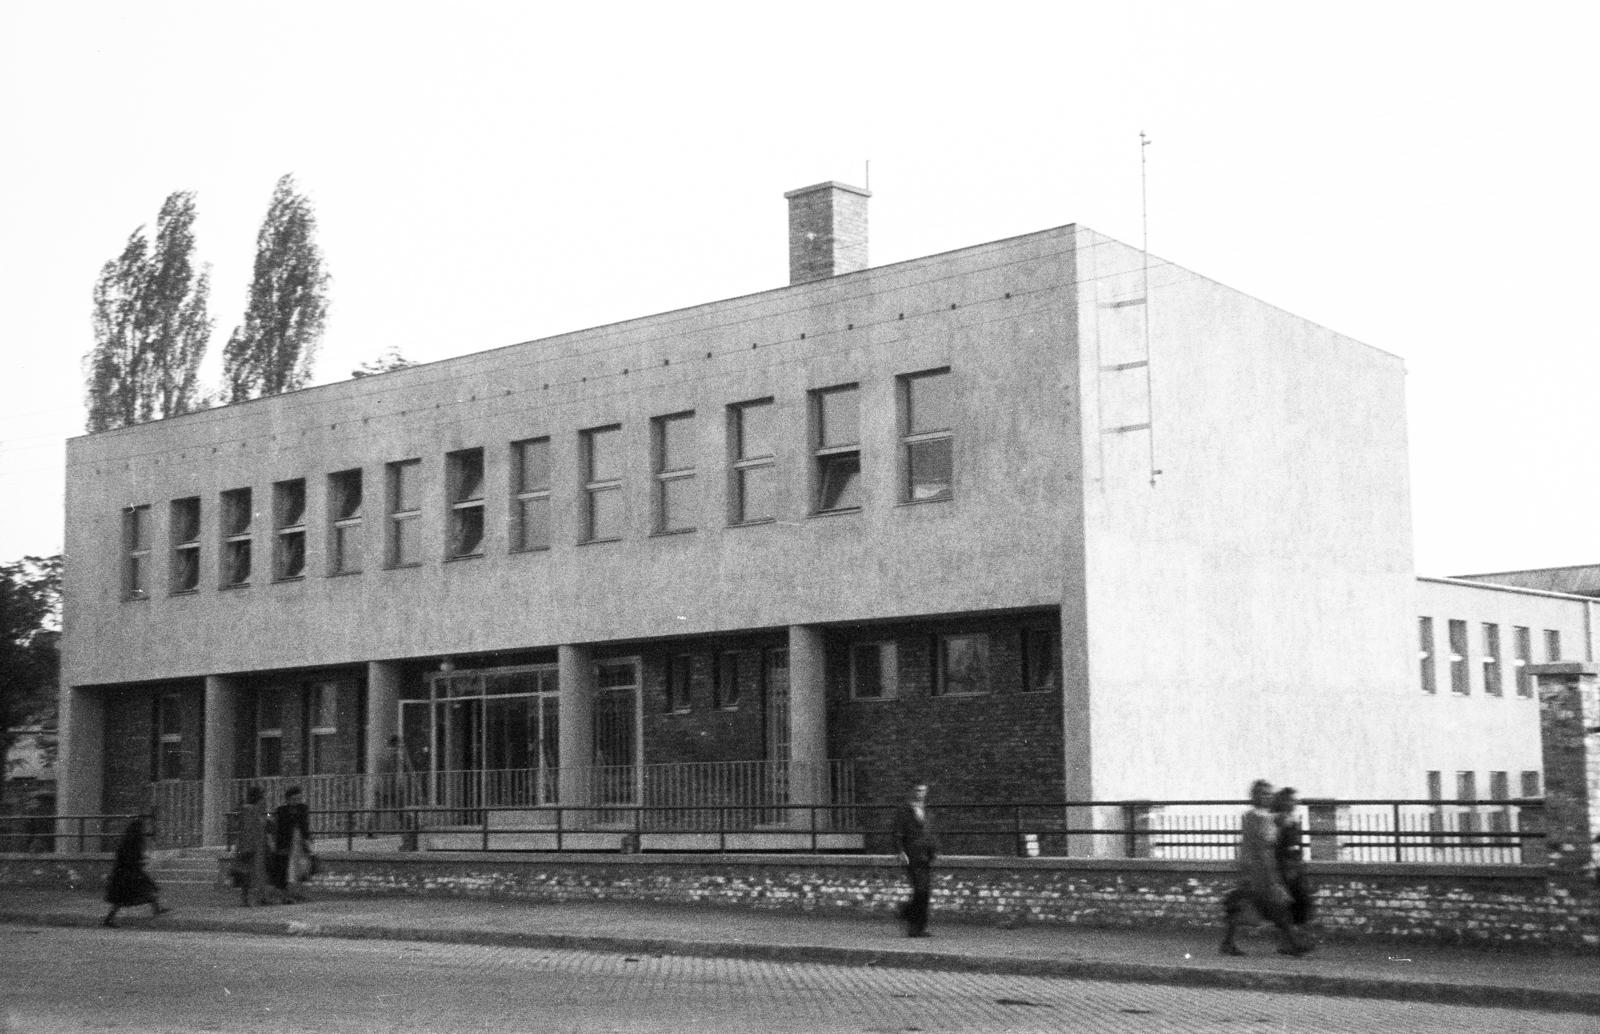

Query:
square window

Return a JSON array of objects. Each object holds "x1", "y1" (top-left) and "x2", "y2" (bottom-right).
[
  {"x1": 851, "y1": 642, "x2": 898, "y2": 700},
  {"x1": 816, "y1": 452, "x2": 861, "y2": 512},
  {"x1": 1023, "y1": 628, "x2": 1061, "y2": 692},
  {"x1": 936, "y1": 633, "x2": 991, "y2": 696}
]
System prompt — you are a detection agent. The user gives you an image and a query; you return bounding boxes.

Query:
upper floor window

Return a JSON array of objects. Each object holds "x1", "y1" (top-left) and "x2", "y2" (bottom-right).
[
  {"x1": 1544, "y1": 629, "x2": 1561, "y2": 662},
  {"x1": 654, "y1": 412, "x2": 696, "y2": 534},
  {"x1": 666, "y1": 654, "x2": 693, "y2": 712},
  {"x1": 123, "y1": 504, "x2": 152, "y2": 600},
  {"x1": 1481, "y1": 623, "x2": 1502, "y2": 697},
  {"x1": 220, "y1": 488, "x2": 253, "y2": 588},
  {"x1": 307, "y1": 680, "x2": 340, "y2": 775},
  {"x1": 851, "y1": 641, "x2": 898, "y2": 700},
  {"x1": 256, "y1": 688, "x2": 283, "y2": 778},
  {"x1": 812, "y1": 384, "x2": 860, "y2": 514},
  {"x1": 729, "y1": 399, "x2": 776, "y2": 525},
  {"x1": 153, "y1": 693, "x2": 183, "y2": 780},
  {"x1": 714, "y1": 651, "x2": 743, "y2": 709},
  {"x1": 1418, "y1": 617, "x2": 1436, "y2": 694},
  {"x1": 1513, "y1": 625, "x2": 1533, "y2": 698},
  {"x1": 328, "y1": 468, "x2": 363, "y2": 575},
  {"x1": 447, "y1": 448, "x2": 485, "y2": 559},
  {"x1": 900, "y1": 368, "x2": 953, "y2": 502},
  {"x1": 511, "y1": 438, "x2": 551, "y2": 552},
  {"x1": 582, "y1": 425, "x2": 623, "y2": 542},
  {"x1": 387, "y1": 459, "x2": 422, "y2": 567},
  {"x1": 1022, "y1": 627, "x2": 1061, "y2": 693},
  {"x1": 169, "y1": 497, "x2": 200, "y2": 594},
  {"x1": 935, "y1": 633, "x2": 991, "y2": 697},
  {"x1": 1447, "y1": 619, "x2": 1469, "y2": 695},
  {"x1": 274, "y1": 479, "x2": 307, "y2": 580}
]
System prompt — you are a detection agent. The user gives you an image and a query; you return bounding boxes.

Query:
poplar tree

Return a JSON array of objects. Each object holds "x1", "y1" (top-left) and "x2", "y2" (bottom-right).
[
  {"x1": 0, "y1": 555, "x2": 61, "y2": 799},
  {"x1": 222, "y1": 174, "x2": 330, "y2": 401},
  {"x1": 83, "y1": 192, "x2": 212, "y2": 432}
]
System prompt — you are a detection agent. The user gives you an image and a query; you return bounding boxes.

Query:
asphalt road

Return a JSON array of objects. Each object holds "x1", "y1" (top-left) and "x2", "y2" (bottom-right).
[{"x1": 1, "y1": 926, "x2": 1586, "y2": 1033}]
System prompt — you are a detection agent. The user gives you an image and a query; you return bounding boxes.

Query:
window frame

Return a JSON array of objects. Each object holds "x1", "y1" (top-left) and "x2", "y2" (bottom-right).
[
  {"x1": 1544, "y1": 629, "x2": 1561, "y2": 662},
  {"x1": 666, "y1": 653, "x2": 693, "y2": 713},
  {"x1": 1021, "y1": 627, "x2": 1061, "y2": 693},
  {"x1": 1418, "y1": 616, "x2": 1436, "y2": 694},
  {"x1": 510, "y1": 437, "x2": 552, "y2": 553},
  {"x1": 810, "y1": 384, "x2": 861, "y2": 515},
  {"x1": 256, "y1": 688, "x2": 284, "y2": 778},
  {"x1": 1513, "y1": 625, "x2": 1532, "y2": 698},
  {"x1": 169, "y1": 497, "x2": 201, "y2": 595},
  {"x1": 934, "y1": 632, "x2": 992, "y2": 697},
  {"x1": 581, "y1": 425, "x2": 624, "y2": 543},
  {"x1": 386, "y1": 459, "x2": 423, "y2": 568},
  {"x1": 714, "y1": 650, "x2": 743, "y2": 710},
  {"x1": 328, "y1": 468, "x2": 364, "y2": 576},
  {"x1": 729, "y1": 398, "x2": 777, "y2": 525},
  {"x1": 1481, "y1": 622, "x2": 1501, "y2": 697},
  {"x1": 306, "y1": 680, "x2": 341, "y2": 776},
  {"x1": 273, "y1": 479, "x2": 307, "y2": 581},
  {"x1": 446, "y1": 447, "x2": 487, "y2": 560},
  {"x1": 653, "y1": 411, "x2": 697, "y2": 535},
  {"x1": 849, "y1": 641, "x2": 899, "y2": 701},
  {"x1": 123, "y1": 504, "x2": 152, "y2": 600},
  {"x1": 219, "y1": 488, "x2": 253, "y2": 589},
  {"x1": 898, "y1": 367, "x2": 954, "y2": 504},
  {"x1": 1447, "y1": 619, "x2": 1469, "y2": 695}
]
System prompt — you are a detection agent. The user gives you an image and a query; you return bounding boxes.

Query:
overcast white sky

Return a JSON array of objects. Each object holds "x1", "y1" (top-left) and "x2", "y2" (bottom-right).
[{"x1": 2, "y1": 2, "x2": 1596, "y2": 577}]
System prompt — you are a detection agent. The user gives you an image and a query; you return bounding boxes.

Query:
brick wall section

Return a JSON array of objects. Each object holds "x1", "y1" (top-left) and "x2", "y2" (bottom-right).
[
  {"x1": 640, "y1": 638, "x2": 778, "y2": 770},
  {"x1": 101, "y1": 681, "x2": 204, "y2": 815}
]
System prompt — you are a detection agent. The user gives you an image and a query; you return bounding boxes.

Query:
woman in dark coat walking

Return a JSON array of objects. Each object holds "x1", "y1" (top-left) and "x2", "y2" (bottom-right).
[{"x1": 102, "y1": 816, "x2": 170, "y2": 928}]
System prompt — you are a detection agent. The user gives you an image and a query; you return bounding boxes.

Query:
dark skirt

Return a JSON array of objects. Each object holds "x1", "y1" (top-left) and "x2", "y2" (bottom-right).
[{"x1": 105, "y1": 865, "x2": 159, "y2": 907}]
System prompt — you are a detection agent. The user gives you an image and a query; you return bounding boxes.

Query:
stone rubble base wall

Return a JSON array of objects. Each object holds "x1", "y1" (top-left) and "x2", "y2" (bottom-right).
[{"x1": 4, "y1": 853, "x2": 1594, "y2": 952}]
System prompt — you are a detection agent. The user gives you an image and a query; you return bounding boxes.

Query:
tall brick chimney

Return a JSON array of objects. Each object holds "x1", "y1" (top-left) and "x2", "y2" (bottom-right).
[{"x1": 785, "y1": 181, "x2": 870, "y2": 285}]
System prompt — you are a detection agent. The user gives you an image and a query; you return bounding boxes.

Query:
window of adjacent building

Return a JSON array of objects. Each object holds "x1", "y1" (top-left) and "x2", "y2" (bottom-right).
[
  {"x1": 899, "y1": 368, "x2": 953, "y2": 503},
  {"x1": 220, "y1": 488, "x2": 253, "y2": 588},
  {"x1": 714, "y1": 651, "x2": 743, "y2": 709},
  {"x1": 387, "y1": 459, "x2": 422, "y2": 567},
  {"x1": 935, "y1": 633, "x2": 992, "y2": 696},
  {"x1": 1544, "y1": 629, "x2": 1561, "y2": 662},
  {"x1": 811, "y1": 384, "x2": 861, "y2": 514},
  {"x1": 328, "y1": 468, "x2": 363, "y2": 575},
  {"x1": 511, "y1": 437, "x2": 551, "y2": 552},
  {"x1": 1447, "y1": 619, "x2": 1469, "y2": 695},
  {"x1": 729, "y1": 398, "x2": 776, "y2": 525},
  {"x1": 273, "y1": 479, "x2": 307, "y2": 580},
  {"x1": 1513, "y1": 625, "x2": 1532, "y2": 698},
  {"x1": 307, "y1": 681, "x2": 340, "y2": 775},
  {"x1": 582, "y1": 425, "x2": 623, "y2": 542},
  {"x1": 666, "y1": 654, "x2": 693, "y2": 712},
  {"x1": 1022, "y1": 627, "x2": 1061, "y2": 693},
  {"x1": 1481, "y1": 623, "x2": 1502, "y2": 697},
  {"x1": 256, "y1": 688, "x2": 283, "y2": 778},
  {"x1": 654, "y1": 412, "x2": 696, "y2": 534},
  {"x1": 1417, "y1": 617, "x2": 1436, "y2": 694},
  {"x1": 153, "y1": 693, "x2": 183, "y2": 781},
  {"x1": 850, "y1": 642, "x2": 898, "y2": 700},
  {"x1": 169, "y1": 497, "x2": 200, "y2": 594},
  {"x1": 124, "y1": 504, "x2": 152, "y2": 599},
  {"x1": 1520, "y1": 770, "x2": 1541, "y2": 798},
  {"x1": 447, "y1": 448, "x2": 486, "y2": 559}
]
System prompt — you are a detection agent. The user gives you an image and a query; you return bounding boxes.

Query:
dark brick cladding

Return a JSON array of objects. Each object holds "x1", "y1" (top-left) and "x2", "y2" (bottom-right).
[
  {"x1": 231, "y1": 671, "x2": 365, "y2": 780},
  {"x1": 638, "y1": 636, "x2": 783, "y2": 772},
  {"x1": 100, "y1": 682, "x2": 204, "y2": 815},
  {"x1": 825, "y1": 613, "x2": 1064, "y2": 809}
]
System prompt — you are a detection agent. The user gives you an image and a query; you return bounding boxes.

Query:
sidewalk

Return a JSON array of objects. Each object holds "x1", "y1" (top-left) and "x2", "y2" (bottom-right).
[{"x1": 2, "y1": 883, "x2": 1594, "y2": 1015}]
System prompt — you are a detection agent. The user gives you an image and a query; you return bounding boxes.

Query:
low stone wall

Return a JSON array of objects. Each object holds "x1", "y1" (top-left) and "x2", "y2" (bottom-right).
[
  {"x1": 0, "y1": 853, "x2": 104, "y2": 892},
  {"x1": 5, "y1": 852, "x2": 1594, "y2": 951}
]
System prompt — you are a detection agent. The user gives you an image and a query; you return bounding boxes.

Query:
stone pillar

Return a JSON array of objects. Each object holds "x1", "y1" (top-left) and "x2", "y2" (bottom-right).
[
  {"x1": 788, "y1": 625, "x2": 828, "y2": 822},
  {"x1": 1307, "y1": 800, "x2": 1341, "y2": 862},
  {"x1": 364, "y1": 660, "x2": 403, "y2": 812},
  {"x1": 201, "y1": 676, "x2": 239, "y2": 847},
  {"x1": 1530, "y1": 662, "x2": 1600, "y2": 889},
  {"x1": 557, "y1": 644, "x2": 595, "y2": 810},
  {"x1": 57, "y1": 685, "x2": 105, "y2": 851}
]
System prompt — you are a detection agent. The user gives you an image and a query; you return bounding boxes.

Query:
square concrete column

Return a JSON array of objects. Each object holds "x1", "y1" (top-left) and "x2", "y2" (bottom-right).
[
  {"x1": 365, "y1": 660, "x2": 404, "y2": 812},
  {"x1": 57, "y1": 685, "x2": 105, "y2": 848},
  {"x1": 558, "y1": 644, "x2": 595, "y2": 809},
  {"x1": 202, "y1": 675, "x2": 240, "y2": 847},
  {"x1": 788, "y1": 625, "x2": 828, "y2": 814},
  {"x1": 1530, "y1": 662, "x2": 1600, "y2": 888}
]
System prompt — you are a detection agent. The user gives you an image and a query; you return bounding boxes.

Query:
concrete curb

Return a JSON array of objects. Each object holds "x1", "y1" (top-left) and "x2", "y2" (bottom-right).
[{"x1": 4, "y1": 910, "x2": 1595, "y2": 1016}]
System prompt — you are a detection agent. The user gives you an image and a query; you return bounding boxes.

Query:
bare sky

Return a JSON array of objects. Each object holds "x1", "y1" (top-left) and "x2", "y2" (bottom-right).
[{"x1": 3, "y1": 1, "x2": 1596, "y2": 576}]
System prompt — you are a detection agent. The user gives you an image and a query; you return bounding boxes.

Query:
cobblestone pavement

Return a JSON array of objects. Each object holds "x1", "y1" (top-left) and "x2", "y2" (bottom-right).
[{"x1": 2, "y1": 927, "x2": 1589, "y2": 1034}]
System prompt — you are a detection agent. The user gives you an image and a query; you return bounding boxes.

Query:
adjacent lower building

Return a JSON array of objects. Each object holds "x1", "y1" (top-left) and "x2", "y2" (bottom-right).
[{"x1": 54, "y1": 181, "x2": 1562, "y2": 848}]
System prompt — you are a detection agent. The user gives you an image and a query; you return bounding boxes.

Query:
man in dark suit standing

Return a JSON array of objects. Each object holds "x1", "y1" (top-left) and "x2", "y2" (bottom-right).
[{"x1": 893, "y1": 781, "x2": 938, "y2": 937}]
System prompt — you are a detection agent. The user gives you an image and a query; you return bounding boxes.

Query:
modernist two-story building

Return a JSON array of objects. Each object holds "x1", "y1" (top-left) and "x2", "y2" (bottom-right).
[{"x1": 55, "y1": 181, "x2": 1571, "y2": 847}]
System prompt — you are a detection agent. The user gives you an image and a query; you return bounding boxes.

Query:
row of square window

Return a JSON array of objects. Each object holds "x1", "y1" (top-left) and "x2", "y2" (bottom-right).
[
  {"x1": 661, "y1": 629, "x2": 1064, "y2": 711},
  {"x1": 120, "y1": 370, "x2": 954, "y2": 596},
  {"x1": 1416, "y1": 617, "x2": 1560, "y2": 697}
]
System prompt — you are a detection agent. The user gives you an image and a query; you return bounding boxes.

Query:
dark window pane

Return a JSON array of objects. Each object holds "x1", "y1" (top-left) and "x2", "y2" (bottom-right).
[
  {"x1": 816, "y1": 452, "x2": 861, "y2": 511},
  {"x1": 818, "y1": 387, "x2": 858, "y2": 449},
  {"x1": 906, "y1": 370, "x2": 953, "y2": 434},
  {"x1": 333, "y1": 471, "x2": 363, "y2": 520},
  {"x1": 393, "y1": 515, "x2": 420, "y2": 565},
  {"x1": 906, "y1": 438, "x2": 952, "y2": 501},
  {"x1": 392, "y1": 461, "x2": 421, "y2": 512},
  {"x1": 276, "y1": 481, "x2": 306, "y2": 527},
  {"x1": 588, "y1": 486, "x2": 623, "y2": 541},
  {"x1": 940, "y1": 634, "x2": 991, "y2": 695},
  {"x1": 658, "y1": 415, "x2": 695, "y2": 473},
  {"x1": 737, "y1": 465, "x2": 775, "y2": 523},
  {"x1": 517, "y1": 439, "x2": 550, "y2": 491},
  {"x1": 587, "y1": 426, "x2": 621, "y2": 482},
  {"x1": 173, "y1": 548, "x2": 199, "y2": 592},
  {"x1": 127, "y1": 507, "x2": 151, "y2": 550},
  {"x1": 223, "y1": 490, "x2": 252, "y2": 536},
  {"x1": 452, "y1": 450, "x2": 484, "y2": 502},
  {"x1": 659, "y1": 476, "x2": 694, "y2": 533},
  {"x1": 333, "y1": 524, "x2": 362, "y2": 574},
  {"x1": 257, "y1": 736, "x2": 282, "y2": 778},
  {"x1": 172, "y1": 499, "x2": 200, "y2": 543},
  {"x1": 516, "y1": 496, "x2": 551, "y2": 551},
  {"x1": 224, "y1": 540, "x2": 251, "y2": 585},
  {"x1": 451, "y1": 508, "x2": 485, "y2": 557},
  {"x1": 737, "y1": 401, "x2": 774, "y2": 459},
  {"x1": 853, "y1": 644, "x2": 884, "y2": 698},
  {"x1": 277, "y1": 532, "x2": 305, "y2": 578}
]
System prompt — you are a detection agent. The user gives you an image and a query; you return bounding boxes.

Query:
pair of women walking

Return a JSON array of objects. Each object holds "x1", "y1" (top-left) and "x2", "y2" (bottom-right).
[
  {"x1": 232, "y1": 785, "x2": 316, "y2": 906},
  {"x1": 1219, "y1": 780, "x2": 1315, "y2": 956}
]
